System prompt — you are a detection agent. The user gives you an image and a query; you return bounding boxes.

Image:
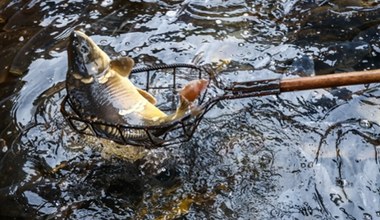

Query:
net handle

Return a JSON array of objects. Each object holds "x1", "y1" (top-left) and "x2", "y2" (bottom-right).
[
  {"x1": 280, "y1": 69, "x2": 380, "y2": 92},
  {"x1": 222, "y1": 78, "x2": 281, "y2": 99},
  {"x1": 221, "y1": 69, "x2": 380, "y2": 99}
]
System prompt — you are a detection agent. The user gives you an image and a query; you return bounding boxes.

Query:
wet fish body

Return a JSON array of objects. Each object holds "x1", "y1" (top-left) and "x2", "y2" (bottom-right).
[{"x1": 66, "y1": 31, "x2": 208, "y2": 144}]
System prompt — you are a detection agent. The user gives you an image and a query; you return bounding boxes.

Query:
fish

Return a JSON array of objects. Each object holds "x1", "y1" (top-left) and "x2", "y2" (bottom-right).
[{"x1": 66, "y1": 30, "x2": 208, "y2": 144}]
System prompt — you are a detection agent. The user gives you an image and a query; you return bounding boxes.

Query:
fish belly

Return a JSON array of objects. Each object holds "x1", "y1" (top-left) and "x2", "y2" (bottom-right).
[{"x1": 104, "y1": 75, "x2": 167, "y2": 125}]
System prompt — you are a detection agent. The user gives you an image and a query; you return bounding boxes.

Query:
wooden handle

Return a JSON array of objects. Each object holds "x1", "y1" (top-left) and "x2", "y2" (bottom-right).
[{"x1": 280, "y1": 69, "x2": 380, "y2": 92}]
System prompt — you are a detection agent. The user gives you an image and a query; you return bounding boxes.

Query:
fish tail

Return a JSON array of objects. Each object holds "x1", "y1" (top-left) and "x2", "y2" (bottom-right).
[
  {"x1": 180, "y1": 79, "x2": 208, "y2": 102},
  {"x1": 163, "y1": 79, "x2": 208, "y2": 122}
]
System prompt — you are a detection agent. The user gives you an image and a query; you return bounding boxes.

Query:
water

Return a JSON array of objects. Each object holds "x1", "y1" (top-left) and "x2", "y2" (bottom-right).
[{"x1": 1, "y1": 0, "x2": 380, "y2": 219}]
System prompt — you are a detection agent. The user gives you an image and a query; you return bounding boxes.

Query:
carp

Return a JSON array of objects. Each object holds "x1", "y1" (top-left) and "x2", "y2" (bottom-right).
[{"x1": 66, "y1": 30, "x2": 208, "y2": 144}]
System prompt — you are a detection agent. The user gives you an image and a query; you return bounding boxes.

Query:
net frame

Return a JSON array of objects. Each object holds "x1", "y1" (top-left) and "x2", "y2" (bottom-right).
[
  {"x1": 61, "y1": 64, "x2": 213, "y2": 148},
  {"x1": 61, "y1": 63, "x2": 281, "y2": 147}
]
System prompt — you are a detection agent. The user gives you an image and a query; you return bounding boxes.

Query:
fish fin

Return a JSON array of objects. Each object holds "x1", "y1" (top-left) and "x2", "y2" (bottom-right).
[
  {"x1": 180, "y1": 79, "x2": 209, "y2": 102},
  {"x1": 110, "y1": 57, "x2": 135, "y2": 77},
  {"x1": 137, "y1": 88, "x2": 157, "y2": 105}
]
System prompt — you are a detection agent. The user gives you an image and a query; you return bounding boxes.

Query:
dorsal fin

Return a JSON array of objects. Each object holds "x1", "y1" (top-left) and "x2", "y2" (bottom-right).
[
  {"x1": 137, "y1": 88, "x2": 157, "y2": 105},
  {"x1": 110, "y1": 57, "x2": 135, "y2": 77}
]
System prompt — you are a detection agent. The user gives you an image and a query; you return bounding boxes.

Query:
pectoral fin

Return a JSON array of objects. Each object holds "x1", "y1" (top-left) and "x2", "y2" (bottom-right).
[
  {"x1": 137, "y1": 88, "x2": 157, "y2": 105},
  {"x1": 110, "y1": 57, "x2": 135, "y2": 77}
]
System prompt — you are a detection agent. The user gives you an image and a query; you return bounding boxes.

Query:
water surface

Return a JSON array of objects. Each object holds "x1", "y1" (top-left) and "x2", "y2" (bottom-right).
[{"x1": 1, "y1": 0, "x2": 380, "y2": 219}]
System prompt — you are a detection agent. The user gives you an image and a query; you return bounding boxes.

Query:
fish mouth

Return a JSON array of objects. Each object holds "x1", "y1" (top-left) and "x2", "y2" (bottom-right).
[{"x1": 67, "y1": 30, "x2": 110, "y2": 78}]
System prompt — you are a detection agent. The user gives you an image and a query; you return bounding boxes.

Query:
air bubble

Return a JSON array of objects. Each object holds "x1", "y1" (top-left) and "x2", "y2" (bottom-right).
[
  {"x1": 166, "y1": 10, "x2": 177, "y2": 17},
  {"x1": 99, "y1": 39, "x2": 108, "y2": 45},
  {"x1": 363, "y1": 213, "x2": 372, "y2": 220},
  {"x1": 0, "y1": 139, "x2": 7, "y2": 153},
  {"x1": 101, "y1": 0, "x2": 113, "y2": 7},
  {"x1": 270, "y1": 208, "x2": 281, "y2": 217},
  {"x1": 359, "y1": 119, "x2": 372, "y2": 129}
]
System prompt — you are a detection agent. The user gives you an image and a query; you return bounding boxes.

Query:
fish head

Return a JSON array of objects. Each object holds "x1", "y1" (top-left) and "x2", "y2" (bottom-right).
[{"x1": 67, "y1": 30, "x2": 110, "y2": 80}]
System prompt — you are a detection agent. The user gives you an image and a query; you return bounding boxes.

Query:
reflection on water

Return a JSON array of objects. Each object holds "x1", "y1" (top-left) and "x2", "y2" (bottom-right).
[{"x1": 1, "y1": 0, "x2": 380, "y2": 219}]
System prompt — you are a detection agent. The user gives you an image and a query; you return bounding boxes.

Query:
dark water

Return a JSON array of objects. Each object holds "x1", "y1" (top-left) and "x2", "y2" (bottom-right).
[{"x1": 1, "y1": 0, "x2": 380, "y2": 219}]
